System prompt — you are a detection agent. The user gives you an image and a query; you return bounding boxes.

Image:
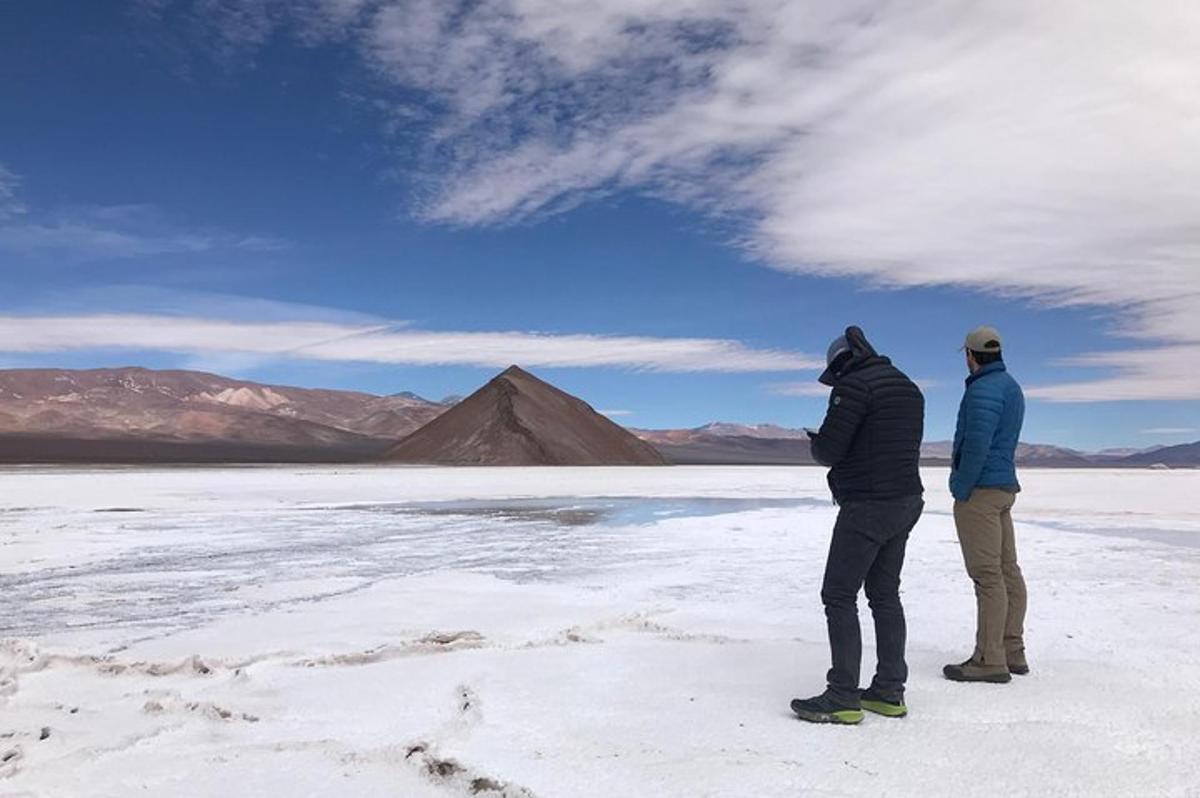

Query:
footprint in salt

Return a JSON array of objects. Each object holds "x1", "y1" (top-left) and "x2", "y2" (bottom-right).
[{"x1": 0, "y1": 746, "x2": 22, "y2": 779}]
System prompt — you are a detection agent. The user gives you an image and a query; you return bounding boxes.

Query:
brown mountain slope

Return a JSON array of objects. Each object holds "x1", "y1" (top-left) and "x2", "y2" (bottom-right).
[
  {"x1": 0, "y1": 368, "x2": 446, "y2": 437},
  {"x1": 0, "y1": 367, "x2": 448, "y2": 463},
  {"x1": 386, "y1": 366, "x2": 667, "y2": 466}
]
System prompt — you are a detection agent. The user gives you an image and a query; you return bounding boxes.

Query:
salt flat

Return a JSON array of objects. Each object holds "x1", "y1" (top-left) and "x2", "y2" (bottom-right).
[{"x1": 2, "y1": 466, "x2": 1198, "y2": 797}]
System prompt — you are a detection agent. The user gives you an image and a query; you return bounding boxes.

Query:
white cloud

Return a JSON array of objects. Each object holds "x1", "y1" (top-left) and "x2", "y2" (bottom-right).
[
  {"x1": 166, "y1": 2, "x2": 1200, "y2": 400},
  {"x1": 599, "y1": 409, "x2": 634, "y2": 417},
  {"x1": 0, "y1": 313, "x2": 819, "y2": 373},
  {"x1": 1141, "y1": 427, "x2": 1198, "y2": 436}
]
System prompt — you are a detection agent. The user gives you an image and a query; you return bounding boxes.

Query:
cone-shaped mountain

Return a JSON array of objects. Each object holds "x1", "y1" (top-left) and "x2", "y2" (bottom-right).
[{"x1": 385, "y1": 366, "x2": 667, "y2": 466}]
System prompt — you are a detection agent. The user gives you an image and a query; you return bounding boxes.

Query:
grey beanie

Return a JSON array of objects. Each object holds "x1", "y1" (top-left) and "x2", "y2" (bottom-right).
[{"x1": 826, "y1": 335, "x2": 851, "y2": 368}]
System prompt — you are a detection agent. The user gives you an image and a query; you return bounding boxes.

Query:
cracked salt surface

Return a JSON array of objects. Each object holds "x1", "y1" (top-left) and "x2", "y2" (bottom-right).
[{"x1": 1, "y1": 466, "x2": 1199, "y2": 796}]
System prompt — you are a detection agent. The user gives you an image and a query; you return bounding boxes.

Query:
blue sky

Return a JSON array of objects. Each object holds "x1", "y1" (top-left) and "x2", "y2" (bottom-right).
[{"x1": 1, "y1": 1, "x2": 1197, "y2": 450}]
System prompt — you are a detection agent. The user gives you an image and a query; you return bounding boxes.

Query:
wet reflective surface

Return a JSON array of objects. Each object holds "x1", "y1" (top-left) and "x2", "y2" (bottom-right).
[{"x1": 0, "y1": 497, "x2": 820, "y2": 642}]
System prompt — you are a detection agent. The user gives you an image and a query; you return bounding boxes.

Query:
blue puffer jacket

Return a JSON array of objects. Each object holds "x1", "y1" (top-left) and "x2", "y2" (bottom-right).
[{"x1": 949, "y1": 362, "x2": 1025, "y2": 502}]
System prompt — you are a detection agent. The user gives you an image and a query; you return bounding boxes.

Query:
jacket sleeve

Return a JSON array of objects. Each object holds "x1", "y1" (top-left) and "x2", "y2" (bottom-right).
[
  {"x1": 949, "y1": 383, "x2": 1003, "y2": 501},
  {"x1": 810, "y1": 377, "x2": 869, "y2": 467}
]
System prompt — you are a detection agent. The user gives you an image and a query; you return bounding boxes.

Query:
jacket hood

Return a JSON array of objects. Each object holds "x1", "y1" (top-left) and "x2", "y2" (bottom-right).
[{"x1": 819, "y1": 326, "x2": 880, "y2": 386}]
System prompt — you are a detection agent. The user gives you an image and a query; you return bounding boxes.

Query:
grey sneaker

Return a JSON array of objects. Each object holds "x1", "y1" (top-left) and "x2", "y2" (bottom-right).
[{"x1": 790, "y1": 692, "x2": 864, "y2": 725}]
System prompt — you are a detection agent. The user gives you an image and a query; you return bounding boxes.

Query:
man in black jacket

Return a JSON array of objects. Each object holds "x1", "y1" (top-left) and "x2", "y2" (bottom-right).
[{"x1": 791, "y1": 326, "x2": 925, "y2": 725}]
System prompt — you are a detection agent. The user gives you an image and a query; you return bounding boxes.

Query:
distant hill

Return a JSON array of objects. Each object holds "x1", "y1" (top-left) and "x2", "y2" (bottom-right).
[
  {"x1": 635, "y1": 425, "x2": 813, "y2": 465},
  {"x1": 920, "y1": 440, "x2": 1094, "y2": 467},
  {"x1": 691, "y1": 422, "x2": 809, "y2": 440},
  {"x1": 1091, "y1": 445, "x2": 1165, "y2": 459},
  {"x1": 0, "y1": 367, "x2": 448, "y2": 463},
  {"x1": 1015, "y1": 443, "x2": 1095, "y2": 467},
  {"x1": 1120, "y1": 441, "x2": 1200, "y2": 467},
  {"x1": 638, "y1": 424, "x2": 1150, "y2": 467},
  {"x1": 386, "y1": 366, "x2": 667, "y2": 466},
  {"x1": 650, "y1": 434, "x2": 816, "y2": 465}
]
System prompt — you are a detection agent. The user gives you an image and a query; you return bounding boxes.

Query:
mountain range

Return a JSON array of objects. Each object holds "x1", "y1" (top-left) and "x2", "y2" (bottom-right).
[
  {"x1": 0, "y1": 368, "x2": 448, "y2": 463},
  {"x1": 634, "y1": 424, "x2": 816, "y2": 465},
  {"x1": 633, "y1": 423, "x2": 1190, "y2": 468},
  {"x1": 0, "y1": 367, "x2": 1194, "y2": 467}
]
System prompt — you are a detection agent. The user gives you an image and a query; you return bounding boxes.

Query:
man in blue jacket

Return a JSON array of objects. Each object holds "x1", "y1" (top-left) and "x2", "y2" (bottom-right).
[{"x1": 945, "y1": 326, "x2": 1028, "y2": 684}]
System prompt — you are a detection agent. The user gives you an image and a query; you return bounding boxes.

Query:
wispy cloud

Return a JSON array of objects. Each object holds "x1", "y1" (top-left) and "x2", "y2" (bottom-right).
[
  {"x1": 599, "y1": 409, "x2": 634, "y2": 418},
  {"x1": 0, "y1": 313, "x2": 819, "y2": 373},
  {"x1": 768, "y1": 381, "x2": 830, "y2": 398},
  {"x1": 0, "y1": 164, "x2": 24, "y2": 220},
  {"x1": 0, "y1": 220, "x2": 285, "y2": 258},
  {"x1": 173, "y1": 0, "x2": 1200, "y2": 402},
  {"x1": 0, "y1": 171, "x2": 286, "y2": 259},
  {"x1": 769, "y1": 376, "x2": 938, "y2": 397},
  {"x1": 1141, "y1": 427, "x2": 1198, "y2": 436},
  {"x1": 1027, "y1": 346, "x2": 1200, "y2": 402}
]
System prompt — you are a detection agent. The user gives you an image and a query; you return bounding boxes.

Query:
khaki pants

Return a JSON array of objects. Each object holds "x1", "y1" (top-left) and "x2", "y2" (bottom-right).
[{"x1": 953, "y1": 489, "x2": 1027, "y2": 667}]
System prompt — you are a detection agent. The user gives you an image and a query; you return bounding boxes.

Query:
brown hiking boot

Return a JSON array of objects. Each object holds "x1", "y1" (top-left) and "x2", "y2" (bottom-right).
[{"x1": 943, "y1": 658, "x2": 1012, "y2": 683}]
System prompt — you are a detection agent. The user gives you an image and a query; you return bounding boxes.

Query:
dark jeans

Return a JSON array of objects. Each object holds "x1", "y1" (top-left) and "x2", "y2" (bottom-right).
[{"x1": 821, "y1": 495, "x2": 924, "y2": 705}]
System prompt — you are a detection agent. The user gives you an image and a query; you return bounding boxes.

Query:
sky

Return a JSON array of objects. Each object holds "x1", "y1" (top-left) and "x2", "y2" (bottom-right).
[{"x1": 1, "y1": 0, "x2": 1198, "y2": 450}]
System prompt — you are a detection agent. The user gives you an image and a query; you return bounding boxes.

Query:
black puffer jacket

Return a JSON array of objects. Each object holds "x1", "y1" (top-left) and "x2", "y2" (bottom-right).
[{"x1": 809, "y1": 327, "x2": 924, "y2": 502}]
